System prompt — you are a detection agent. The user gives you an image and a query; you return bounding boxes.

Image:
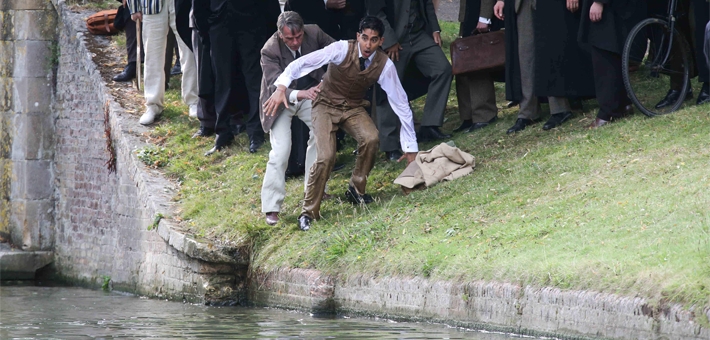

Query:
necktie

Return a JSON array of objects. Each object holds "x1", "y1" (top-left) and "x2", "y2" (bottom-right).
[{"x1": 359, "y1": 57, "x2": 367, "y2": 71}]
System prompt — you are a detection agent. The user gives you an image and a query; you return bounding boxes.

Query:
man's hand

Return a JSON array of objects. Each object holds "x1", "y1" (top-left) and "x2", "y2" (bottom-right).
[
  {"x1": 494, "y1": 1, "x2": 505, "y2": 20},
  {"x1": 297, "y1": 83, "x2": 322, "y2": 101},
  {"x1": 325, "y1": 0, "x2": 346, "y2": 9},
  {"x1": 131, "y1": 11, "x2": 142, "y2": 22},
  {"x1": 590, "y1": 2, "x2": 603, "y2": 22},
  {"x1": 386, "y1": 43, "x2": 402, "y2": 61},
  {"x1": 566, "y1": 0, "x2": 579, "y2": 12},
  {"x1": 263, "y1": 85, "x2": 288, "y2": 116},
  {"x1": 475, "y1": 22, "x2": 490, "y2": 33},
  {"x1": 398, "y1": 152, "x2": 417, "y2": 165},
  {"x1": 433, "y1": 31, "x2": 442, "y2": 46}
]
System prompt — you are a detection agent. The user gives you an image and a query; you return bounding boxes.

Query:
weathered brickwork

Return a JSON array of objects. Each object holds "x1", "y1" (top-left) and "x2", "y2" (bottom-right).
[{"x1": 47, "y1": 1, "x2": 246, "y2": 304}]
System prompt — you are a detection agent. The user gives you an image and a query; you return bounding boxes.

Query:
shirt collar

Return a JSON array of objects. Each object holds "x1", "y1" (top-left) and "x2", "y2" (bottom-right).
[
  {"x1": 286, "y1": 45, "x2": 302, "y2": 58},
  {"x1": 357, "y1": 43, "x2": 376, "y2": 61}
]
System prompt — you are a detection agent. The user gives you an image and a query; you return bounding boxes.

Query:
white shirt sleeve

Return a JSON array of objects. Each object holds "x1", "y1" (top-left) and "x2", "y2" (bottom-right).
[
  {"x1": 274, "y1": 40, "x2": 349, "y2": 88},
  {"x1": 479, "y1": 17, "x2": 492, "y2": 24},
  {"x1": 377, "y1": 59, "x2": 419, "y2": 153},
  {"x1": 289, "y1": 90, "x2": 300, "y2": 104}
]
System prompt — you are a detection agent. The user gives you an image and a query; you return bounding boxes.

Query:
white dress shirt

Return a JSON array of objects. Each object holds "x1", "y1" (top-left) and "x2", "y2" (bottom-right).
[
  {"x1": 286, "y1": 46, "x2": 303, "y2": 104},
  {"x1": 274, "y1": 40, "x2": 419, "y2": 153}
]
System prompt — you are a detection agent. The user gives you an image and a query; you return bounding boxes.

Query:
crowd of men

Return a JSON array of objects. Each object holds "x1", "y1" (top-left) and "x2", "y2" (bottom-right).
[{"x1": 114, "y1": 0, "x2": 710, "y2": 229}]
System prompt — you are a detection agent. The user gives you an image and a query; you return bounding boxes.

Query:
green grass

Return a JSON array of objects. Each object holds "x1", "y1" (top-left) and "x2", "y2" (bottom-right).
[{"x1": 145, "y1": 21, "x2": 710, "y2": 308}]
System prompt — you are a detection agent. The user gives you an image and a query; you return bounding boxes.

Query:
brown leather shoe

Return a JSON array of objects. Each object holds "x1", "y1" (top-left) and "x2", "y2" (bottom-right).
[
  {"x1": 265, "y1": 212, "x2": 279, "y2": 226},
  {"x1": 588, "y1": 118, "x2": 610, "y2": 129}
]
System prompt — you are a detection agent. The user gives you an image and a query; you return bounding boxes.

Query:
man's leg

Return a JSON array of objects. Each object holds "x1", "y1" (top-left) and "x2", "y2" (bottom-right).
[
  {"x1": 168, "y1": 2, "x2": 198, "y2": 111},
  {"x1": 192, "y1": 28, "x2": 216, "y2": 135},
  {"x1": 694, "y1": 0, "x2": 710, "y2": 103},
  {"x1": 140, "y1": 9, "x2": 170, "y2": 125},
  {"x1": 295, "y1": 100, "x2": 317, "y2": 191},
  {"x1": 302, "y1": 105, "x2": 338, "y2": 220},
  {"x1": 516, "y1": 0, "x2": 539, "y2": 121},
  {"x1": 411, "y1": 34, "x2": 453, "y2": 129},
  {"x1": 261, "y1": 104, "x2": 299, "y2": 214},
  {"x1": 235, "y1": 29, "x2": 267, "y2": 152},
  {"x1": 340, "y1": 107, "x2": 379, "y2": 196},
  {"x1": 208, "y1": 20, "x2": 237, "y2": 148}
]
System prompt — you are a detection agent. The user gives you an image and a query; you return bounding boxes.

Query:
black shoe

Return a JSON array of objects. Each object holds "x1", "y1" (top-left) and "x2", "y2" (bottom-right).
[
  {"x1": 466, "y1": 116, "x2": 497, "y2": 133},
  {"x1": 506, "y1": 101, "x2": 519, "y2": 108},
  {"x1": 205, "y1": 133, "x2": 234, "y2": 156},
  {"x1": 231, "y1": 124, "x2": 245, "y2": 136},
  {"x1": 506, "y1": 118, "x2": 534, "y2": 134},
  {"x1": 655, "y1": 89, "x2": 692, "y2": 109},
  {"x1": 297, "y1": 215, "x2": 312, "y2": 231},
  {"x1": 170, "y1": 60, "x2": 182, "y2": 76},
  {"x1": 345, "y1": 185, "x2": 374, "y2": 204},
  {"x1": 453, "y1": 120, "x2": 473, "y2": 132},
  {"x1": 249, "y1": 137, "x2": 264, "y2": 153},
  {"x1": 697, "y1": 83, "x2": 710, "y2": 105},
  {"x1": 542, "y1": 112, "x2": 572, "y2": 130},
  {"x1": 385, "y1": 150, "x2": 403, "y2": 161},
  {"x1": 417, "y1": 126, "x2": 452, "y2": 142},
  {"x1": 192, "y1": 127, "x2": 215, "y2": 139},
  {"x1": 112, "y1": 63, "x2": 136, "y2": 82}
]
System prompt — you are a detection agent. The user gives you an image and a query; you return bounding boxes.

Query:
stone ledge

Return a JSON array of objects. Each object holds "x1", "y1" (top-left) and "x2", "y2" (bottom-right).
[
  {"x1": 156, "y1": 220, "x2": 249, "y2": 265},
  {"x1": 0, "y1": 247, "x2": 53, "y2": 280},
  {"x1": 251, "y1": 268, "x2": 710, "y2": 340}
]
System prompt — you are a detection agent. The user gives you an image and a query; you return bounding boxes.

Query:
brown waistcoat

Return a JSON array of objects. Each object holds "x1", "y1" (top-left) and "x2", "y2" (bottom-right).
[{"x1": 316, "y1": 40, "x2": 388, "y2": 109}]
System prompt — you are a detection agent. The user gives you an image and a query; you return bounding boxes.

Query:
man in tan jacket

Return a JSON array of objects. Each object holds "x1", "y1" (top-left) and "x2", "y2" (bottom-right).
[{"x1": 259, "y1": 12, "x2": 335, "y2": 226}]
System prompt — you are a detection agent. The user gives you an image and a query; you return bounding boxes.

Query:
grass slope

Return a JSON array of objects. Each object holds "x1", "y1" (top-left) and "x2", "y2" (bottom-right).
[{"x1": 138, "y1": 21, "x2": 710, "y2": 307}]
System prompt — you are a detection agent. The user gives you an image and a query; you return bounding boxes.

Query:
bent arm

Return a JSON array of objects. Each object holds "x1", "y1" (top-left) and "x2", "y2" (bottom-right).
[
  {"x1": 378, "y1": 60, "x2": 419, "y2": 153},
  {"x1": 274, "y1": 40, "x2": 348, "y2": 88}
]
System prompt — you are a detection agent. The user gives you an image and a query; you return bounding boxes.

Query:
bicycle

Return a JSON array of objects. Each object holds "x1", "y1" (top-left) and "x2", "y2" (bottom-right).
[{"x1": 622, "y1": 0, "x2": 692, "y2": 117}]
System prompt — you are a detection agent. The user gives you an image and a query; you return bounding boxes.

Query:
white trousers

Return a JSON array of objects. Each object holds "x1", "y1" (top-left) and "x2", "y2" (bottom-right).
[
  {"x1": 141, "y1": 0, "x2": 198, "y2": 113},
  {"x1": 261, "y1": 100, "x2": 317, "y2": 213}
]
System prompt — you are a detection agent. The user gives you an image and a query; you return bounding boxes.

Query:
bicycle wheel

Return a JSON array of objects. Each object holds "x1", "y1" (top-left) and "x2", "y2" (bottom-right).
[{"x1": 622, "y1": 18, "x2": 691, "y2": 117}]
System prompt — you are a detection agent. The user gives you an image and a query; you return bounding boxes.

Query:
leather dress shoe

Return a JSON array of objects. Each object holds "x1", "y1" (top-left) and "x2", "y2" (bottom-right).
[
  {"x1": 697, "y1": 83, "x2": 710, "y2": 105},
  {"x1": 231, "y1": 124, "x2": 245, "y2": 136},
  {"x1": 542, "y1": 111, "x2": 572, "y2": 130},
  {"x1": 453, "y1": 120, "x2": 473, "y2": 132},
  {"x1": 113, "y1": 63, "x2": 136, "y2": 82},
  {"x1": 192, "y1": 127, "x2": 215, "y2": 139},
  {"x1": 506, "y1": 101, "x2": 519, "y2": 108},
  {"x1": 588, "y1": 118, "x2": 610, "y2": 129},
  {"x1": 506, "y1": 118, "x2": 535, "y2": 134},
  {"x1": 385, "y1": 150, "x2": 403, "y2": 161},
  {"x1": 466, "y1": 116, "x2": 497, "y2": 133},
  {"x1": 345, "y1": 185, "x2": 374, "y2": 204},
  {"x1": 249, "y1": 137, "x2": 265, "y2": 153},
  {"x1": 205, "y1": 133, "x2": 234, "y2": 156},
  {"x1": 418, "y1": 126, "x2": 452, "y2": 142},
  {"x1": 297, "y1": 215, "x2": 312, "y2": 231},
  {"x1": 265, "y1": 212, "x2": 279, "y2": 226},
  {"x1": 655, "y1": 88, "x2": 692, "y2": 109}
]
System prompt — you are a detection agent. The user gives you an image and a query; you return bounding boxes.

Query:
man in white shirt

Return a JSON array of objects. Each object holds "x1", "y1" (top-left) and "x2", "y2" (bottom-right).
[
  {"x1": 263, "y1": 16, "x2": 418, "y2": 231},
  {"x1": 259, "y1": 12, "x2": 335, "y2": 226}
]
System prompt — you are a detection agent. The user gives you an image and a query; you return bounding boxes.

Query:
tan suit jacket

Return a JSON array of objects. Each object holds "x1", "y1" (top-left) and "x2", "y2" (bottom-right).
[{"x1": 259, "y1": 25, "x2": 335, "y2": 132}]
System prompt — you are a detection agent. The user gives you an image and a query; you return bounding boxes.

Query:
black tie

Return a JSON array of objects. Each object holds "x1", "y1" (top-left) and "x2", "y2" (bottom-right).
[
  {"x1": 359, "y1": 57, "x2": 367, "y2": 71},
  {"x1": 294, "y1": 50, "x2": 310, "y2": 90}
]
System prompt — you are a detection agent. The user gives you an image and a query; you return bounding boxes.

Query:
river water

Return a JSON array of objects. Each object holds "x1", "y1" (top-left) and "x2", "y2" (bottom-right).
[{"x1": 0, "y1": 286, "x2": 531, "y2": 339}]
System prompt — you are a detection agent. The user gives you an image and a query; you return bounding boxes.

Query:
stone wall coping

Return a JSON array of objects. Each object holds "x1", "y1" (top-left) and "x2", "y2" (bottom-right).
[
  {"x1": 251, "y1": 268, "x2": 710, "y2": 340},
  {"x1": 51, "y1": 0, "x2": 248, "y2": 266}
]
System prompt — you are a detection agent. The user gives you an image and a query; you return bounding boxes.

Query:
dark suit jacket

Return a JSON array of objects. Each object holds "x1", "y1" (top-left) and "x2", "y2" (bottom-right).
[
  {"x1": 259, "y1": 25, "x2": 336, "y2": 132},
  {"x1": 369, "y1": 0, "x2": 441, "y2": 50}
]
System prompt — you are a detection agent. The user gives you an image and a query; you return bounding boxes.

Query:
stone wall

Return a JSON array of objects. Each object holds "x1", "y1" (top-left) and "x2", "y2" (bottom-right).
[
  {"x1": 0, "y1": 0, "x2": 57, "y2": 250},
  {"x1": 251, "y1": 269, "x2": 710, "y2": 340}
]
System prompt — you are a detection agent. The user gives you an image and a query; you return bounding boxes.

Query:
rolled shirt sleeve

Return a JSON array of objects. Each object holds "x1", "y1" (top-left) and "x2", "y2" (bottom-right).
[{"x1": 377, "y1": 60, "x2": 419, "y2": 153}]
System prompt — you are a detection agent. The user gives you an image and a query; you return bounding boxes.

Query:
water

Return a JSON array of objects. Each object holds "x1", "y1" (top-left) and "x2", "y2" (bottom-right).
[{"x1": 0, "y1": 286, "x2": 526, "y2": 339}]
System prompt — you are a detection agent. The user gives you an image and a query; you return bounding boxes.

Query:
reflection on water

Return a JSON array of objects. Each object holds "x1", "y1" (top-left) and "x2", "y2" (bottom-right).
[{"x1": 1, "y1": 287, "x2": 524, "y2": 339}]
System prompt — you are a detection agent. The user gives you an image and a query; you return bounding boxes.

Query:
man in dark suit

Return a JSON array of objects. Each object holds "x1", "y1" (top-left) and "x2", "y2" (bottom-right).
[
  {"x1": 259, "y1": 12, "x2": 336, "y2": 226},
  {"x1": 370, "y1": 0, "x2": 453, "y2": 161},
  {"x1": 195, "y1": 0, "x2": 281, "y2": 155}
]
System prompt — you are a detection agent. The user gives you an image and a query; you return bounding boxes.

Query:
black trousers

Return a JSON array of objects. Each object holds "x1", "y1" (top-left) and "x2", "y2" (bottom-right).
[
  {"x1": 192, "y1": 28, "x2": 217, "y2": 129},
  {"x1": 209, "y1": 22, "x2": 265, "y2": 142},
  {"x1": 590, "y1": 47, "x2": 631, "y2": 121}
]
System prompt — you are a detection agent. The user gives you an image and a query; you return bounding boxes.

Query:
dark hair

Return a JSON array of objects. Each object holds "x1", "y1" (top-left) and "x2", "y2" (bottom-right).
[{"x1": 358, "y1": 16, "x2": 385, "y2": 38}]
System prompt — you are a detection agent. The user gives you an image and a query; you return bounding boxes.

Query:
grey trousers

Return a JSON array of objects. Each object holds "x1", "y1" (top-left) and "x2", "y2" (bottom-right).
[
  {"x1": 456, "y1": 72, "x2": 497, "y2": 122},
  {"x1": 516, "y1": 0, "x2": 539, "y2": 120},
  {"x1": 375, "y1": 29, "x2": 452, "y2": 152}
]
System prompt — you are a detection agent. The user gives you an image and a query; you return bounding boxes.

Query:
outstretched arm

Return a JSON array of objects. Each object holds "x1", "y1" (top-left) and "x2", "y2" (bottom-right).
[{"x1": 377, "y1": 59, "x2": 419, "y2": 163}]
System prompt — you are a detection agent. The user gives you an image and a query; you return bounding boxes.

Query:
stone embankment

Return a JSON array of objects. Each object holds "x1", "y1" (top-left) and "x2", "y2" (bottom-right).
[{"x1": 0, "y1": 0, "x2": 708, "y2": 339}]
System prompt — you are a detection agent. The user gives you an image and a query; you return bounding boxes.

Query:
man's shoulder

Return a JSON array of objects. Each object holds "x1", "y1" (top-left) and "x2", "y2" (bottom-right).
[{"x1": 261, "y1": 31, "x2": 282, "y2": 55}]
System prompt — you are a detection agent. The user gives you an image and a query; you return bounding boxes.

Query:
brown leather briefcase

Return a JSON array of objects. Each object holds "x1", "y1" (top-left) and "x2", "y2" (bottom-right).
[
  {"x1": 450, "y1": 30, "x2": 506, "y2": 75},
  {"x1": 86, "y1": 9, "x2": 119, "y2": 35}
]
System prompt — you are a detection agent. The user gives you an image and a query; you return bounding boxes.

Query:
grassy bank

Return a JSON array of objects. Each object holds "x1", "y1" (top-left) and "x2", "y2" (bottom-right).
[{"x1": 140, "y1": 21, "x2": 710, "y2": 308}]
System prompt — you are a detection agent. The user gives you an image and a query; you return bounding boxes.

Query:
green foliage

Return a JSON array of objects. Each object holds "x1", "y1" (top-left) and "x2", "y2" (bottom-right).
[
  {"x1": 149, "y1": 213, "x2": 164, "y2": 231},
  {"x1": 149, "y1": 22, "x2": 710, "y2": 308},
  {"x1": 46, "y1": 41, "x2": 60, "y2": 71},
  {"x1": 136, "y1": 146, "x2": 170, "y2": 168},
  {"x1": 101, "y1": 275, "x2": 111, "y2": 291}
]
